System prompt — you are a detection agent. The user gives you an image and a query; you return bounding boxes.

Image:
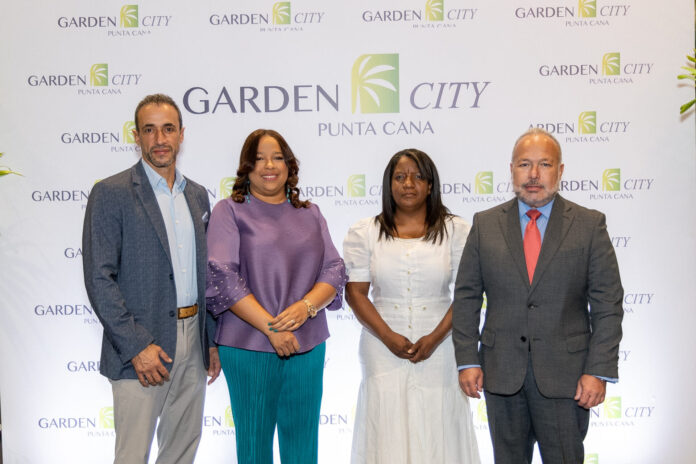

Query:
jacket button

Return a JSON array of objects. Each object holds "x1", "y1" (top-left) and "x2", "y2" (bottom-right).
[
  {"x1": 169, "y1": 310, "x2": 175, "y2": 317},
  {"x1": 527, "y1": 303, "x2": 536, "y2": 309},
  {"x1": 169, "y1": 274, "x2": 174, "y2": 280},
  {"x1": 520, "y1": 336, "x2": 527, "y2": 342}
]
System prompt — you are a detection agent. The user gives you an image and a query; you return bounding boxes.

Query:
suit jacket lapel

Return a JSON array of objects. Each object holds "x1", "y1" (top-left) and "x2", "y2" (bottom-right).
[
  {"x1": 530, "y1": 195, "x2": 575, "y2": 293},
  {"x1": 499, "y1": 198, "x2": 531, "y2": 289},
  {"x1": 132, "y1": 162, "x2": 172, "y2": 266},
  {"x1": 183, "y1": 182, "x2": 207, "y2": 290}
]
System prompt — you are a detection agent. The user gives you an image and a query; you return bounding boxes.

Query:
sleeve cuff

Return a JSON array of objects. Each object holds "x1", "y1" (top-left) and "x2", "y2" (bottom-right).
[
  {"x1": 592, "y1": 375, "x2": 618, "y2": 383},
  {"x1": 458, "y1": 364, "x2": 481, "y2": 371}
]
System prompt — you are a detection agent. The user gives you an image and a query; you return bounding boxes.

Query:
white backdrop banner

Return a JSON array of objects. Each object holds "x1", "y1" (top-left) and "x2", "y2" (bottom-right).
[{"x1": 1, "y1": 1, "x2": 694, "y2": 463}]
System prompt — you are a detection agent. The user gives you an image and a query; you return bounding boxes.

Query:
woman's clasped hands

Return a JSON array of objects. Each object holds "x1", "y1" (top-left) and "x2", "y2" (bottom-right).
[{"x1": 266, "y1": 300, "x2": 309, "y2": 356}]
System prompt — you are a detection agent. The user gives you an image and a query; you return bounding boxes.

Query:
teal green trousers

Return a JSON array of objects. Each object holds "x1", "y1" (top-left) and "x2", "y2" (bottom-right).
[{"x1": 219, "y1": 342, "x2": 326, "y2": 464}]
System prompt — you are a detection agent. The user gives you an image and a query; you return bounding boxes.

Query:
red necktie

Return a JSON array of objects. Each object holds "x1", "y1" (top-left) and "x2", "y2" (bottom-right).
[{"x1": 524, "y1": 209, "x2": 542, "y2": 283}]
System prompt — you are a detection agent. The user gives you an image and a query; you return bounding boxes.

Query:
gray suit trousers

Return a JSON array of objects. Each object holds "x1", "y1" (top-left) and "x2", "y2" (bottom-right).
[
  {"x1": 111, "y1": 315, "x2": 206, "y2": 464},
  {"x1": 484, "y1": 356, "x2": 589, "y2": 464}
]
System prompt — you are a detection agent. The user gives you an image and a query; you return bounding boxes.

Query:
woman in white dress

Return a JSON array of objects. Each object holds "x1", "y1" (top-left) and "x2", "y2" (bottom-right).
[{"x1": 344, "y1": 149, "x2": 480, "y2": 464}]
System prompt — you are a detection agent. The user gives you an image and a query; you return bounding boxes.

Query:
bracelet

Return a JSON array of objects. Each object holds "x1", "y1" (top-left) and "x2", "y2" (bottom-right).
[{"x1": 303, "y1": 299, "x2": 318, "y2": 318}]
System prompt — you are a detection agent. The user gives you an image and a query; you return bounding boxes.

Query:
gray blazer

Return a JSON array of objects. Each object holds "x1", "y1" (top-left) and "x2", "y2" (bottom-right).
[
  {"x1": 452, "y1": 195, "x2": 623, "y2": 398},
  {"x1": 82, "y1": 161, "x2": 215, "y2": 380}
]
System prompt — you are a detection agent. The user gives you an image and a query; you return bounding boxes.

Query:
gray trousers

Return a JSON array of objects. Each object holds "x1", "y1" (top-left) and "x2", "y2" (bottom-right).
[
  {"x1": 111, "y1": 314, "x2": 206, "y2": 464},
  {"x1": 484, "y1": 356, "x2": 590, "y2": 464}
]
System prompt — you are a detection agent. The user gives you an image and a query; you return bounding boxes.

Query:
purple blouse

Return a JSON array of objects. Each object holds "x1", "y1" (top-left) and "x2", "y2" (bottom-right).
[{"x1": 206, "y1": 195, "x2": 346, "y2": 353}]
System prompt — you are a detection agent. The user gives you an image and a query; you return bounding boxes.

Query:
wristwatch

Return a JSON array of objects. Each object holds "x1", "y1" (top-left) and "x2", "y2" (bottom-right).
[{"x1": 304, "y1": 299, "x2": 318, "y2": 318}]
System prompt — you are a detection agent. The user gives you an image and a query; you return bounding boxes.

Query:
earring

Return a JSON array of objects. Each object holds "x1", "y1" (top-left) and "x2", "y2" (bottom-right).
[
  {"x1": 245, "y1": 180, "x2": 250, "y2": 203},
  {"x1": 286, "y1": 186, "x2": 291, "y2": 203}
]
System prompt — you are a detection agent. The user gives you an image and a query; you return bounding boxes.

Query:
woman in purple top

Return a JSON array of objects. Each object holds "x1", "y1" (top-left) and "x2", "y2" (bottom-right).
[{"x1": 206, "y1": 129, "x2": 346, "y2": 464}]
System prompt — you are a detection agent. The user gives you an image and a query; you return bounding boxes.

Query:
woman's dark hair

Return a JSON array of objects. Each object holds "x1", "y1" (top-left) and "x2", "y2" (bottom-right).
[
  {"x1": 230, "y1": 129, "x2": 309, "y2": 208},
  {"x1": 376, "y1": 148, "x2": 452, "y2": 244}
]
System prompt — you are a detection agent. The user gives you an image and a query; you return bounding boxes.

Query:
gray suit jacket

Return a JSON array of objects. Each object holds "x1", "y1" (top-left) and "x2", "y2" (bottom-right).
[
  {"x1": 82, "y1": 161, "x2": 216, "y2": 380},
  {"x1": 452, "y1": 195, "x2": 623, "y2": 398}
]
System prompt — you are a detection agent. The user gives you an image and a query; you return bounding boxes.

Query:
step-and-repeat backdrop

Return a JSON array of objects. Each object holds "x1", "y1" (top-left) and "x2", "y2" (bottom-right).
[{"x1": 1, "y1": 1, "x2": 695, "y2": 463}]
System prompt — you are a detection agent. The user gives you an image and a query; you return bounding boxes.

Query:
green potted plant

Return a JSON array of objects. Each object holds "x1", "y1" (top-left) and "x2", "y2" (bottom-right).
[
  {"x1": 0, "y1": 152, "x2": 22, "y2": 178},
  {"x1": 678, "y1": 49, "x2": 696, "y2": 114}
]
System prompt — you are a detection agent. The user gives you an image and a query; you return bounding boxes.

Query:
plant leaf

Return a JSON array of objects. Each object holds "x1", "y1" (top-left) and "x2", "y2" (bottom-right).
[
  {"x1": 0, "y1": 167, "x2": 23, "y2": 177},
  {"x1": 680, "y1": 99, "x2": 696, "y2": 114}
]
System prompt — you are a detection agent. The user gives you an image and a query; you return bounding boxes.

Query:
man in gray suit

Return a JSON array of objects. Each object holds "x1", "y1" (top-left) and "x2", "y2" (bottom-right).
[
  {"x1": 83, "y1": 94, "x2": 221, "y2": 464},
  {"x1": 453, "y1": 128, "x2": 623, "y2": 463}
]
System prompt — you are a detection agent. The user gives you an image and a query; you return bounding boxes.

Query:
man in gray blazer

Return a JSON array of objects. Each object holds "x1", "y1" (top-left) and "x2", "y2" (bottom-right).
[
  {"x1": 83, "y1": 94, "x2": 221, "y2": 464},
  {"x1": 453, "y1": 128, "x2": 623, "y2": 463}
]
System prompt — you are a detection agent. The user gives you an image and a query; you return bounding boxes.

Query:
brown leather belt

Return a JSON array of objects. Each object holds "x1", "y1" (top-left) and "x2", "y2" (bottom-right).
[{"x1": 177, "y1": 304, "x2": 198, "y2": 319}]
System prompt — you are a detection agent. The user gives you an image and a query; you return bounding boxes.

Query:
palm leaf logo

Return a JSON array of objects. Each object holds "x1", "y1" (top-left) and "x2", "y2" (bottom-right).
[
  {"x1": 603, "y1": 396, "x2": 622, "y2": 418},
  {"x1": 273, "y1": 2, "x2": 291, "y2": 24},
  {"x1": 225, "y1": 406, "x2": 235, "y2": 427},
  {"x1": 476, "y1": 400, "x2": 488, "y2": 423},
  {"x1": 475, "y1": 171, "x2": 493, "y2": 194},
  {"x1": 426, "y1": 0, "x2": 444, "y2": 21},
  {"x1": 584, "y1": 454, "x2": 599, "y2": 464},
  {"x1": 578, "y1": 111, "x2": 597, "y2": 134},
  {"x1": 602, "y1": 53, "x2": 621, "y2": 76},
  {"x1": 99, "y1": 407, "x2": 114, "y2": 429},
  {"x1": 351, "y1": 54, "x2": 400, "y2": 114},
  {"x1": 123, "y1": 121, "x2": 136, "y2": 144},
  {"x1": 602, "y1": 169, "x2": 621, "y2": 192},
  {"x1": 578, "y1": 0, "x2": 596, "y2": 18},
  {"x1": 220, "y1": 177, "x2": 236, "y2": 199},
  {"x1": 90, "y1": 63, "x2": 108, "y2": 87},
  {"x1": 120, "y1": 5, "x2": 139, "y2": 28},
  {"x1": 347, "y1": 174, "x2": 366, "y2": 197}
]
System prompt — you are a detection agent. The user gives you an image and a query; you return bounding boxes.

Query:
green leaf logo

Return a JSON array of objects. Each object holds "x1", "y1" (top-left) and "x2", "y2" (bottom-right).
[
  {"x1": 584, "y1": 454, "x2": 599, "y2": 464},
  {"x1": 220, "y1": 177, "x2": 236, "y2": 199},
  {"x1": 225, "y1": 405, "x2": 235, "y2": 428},
  {"x1": 123, "y1": 121, "x2": 136, "y2": 144},
  {"x1": 578, "y1": 111, "x2": 597, "y2": 134},
  {"x1": 351, "y1": 54, "x2": 400, "y2": 114},
  {"x1": 426, "y1": 0, "x2": 444, "y2": 21},
  {"x1": 99, "y1": 407, "x2": 114, "y2": 429},
  {"x1": 347, "y1": 174, "x2": 366, "y2": 197},
  {"x1": 602, "y1": 169, "x2": 621, "y2": 192},
  {"x1": 476, "y1": 400, "x2": 488, "y2": 423},
  {"x1": 90, "y1": 63, "x2": 108, "y2": 87},
  {"x1": 603, "y1": 396, "x2": 622, "y2": 418},
  {"x1": 120, "y1": 5, "x2": 139, "y2": 28},
  {"x1": 578, "y1": 0, "x2": 596, "y2": 18},
  {"x1": 273, "y1": 2, "x2": 291, "y2": 24},
  {"x1": 474, "y1": 171, "x2": 493, "y2": 194},
  {"x1": 602, "y1": 52, "x2": 621, "y2": 76}
]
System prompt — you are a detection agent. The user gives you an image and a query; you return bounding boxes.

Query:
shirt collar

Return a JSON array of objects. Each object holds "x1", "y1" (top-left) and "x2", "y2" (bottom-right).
[
  {"x1": 141, "y1": 159, "x2": 186, "y2": 193},
  {"x1": 518, "y1": 196, "x2": 555, "y2": 220}
]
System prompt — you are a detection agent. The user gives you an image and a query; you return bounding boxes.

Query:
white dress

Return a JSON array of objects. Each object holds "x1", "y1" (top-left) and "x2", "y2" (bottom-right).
[{"x1": 343, "y1": 216, "x2": 480, "y2": 464}]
